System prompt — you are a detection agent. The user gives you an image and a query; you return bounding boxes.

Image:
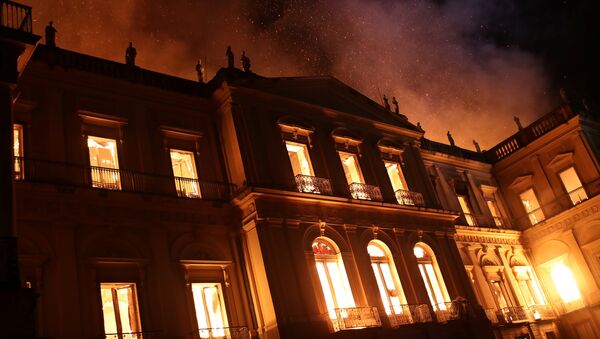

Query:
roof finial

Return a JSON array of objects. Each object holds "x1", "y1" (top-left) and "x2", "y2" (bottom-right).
[
  {"x1": 241, "y1": 51, "x2": 251, "y2": 73},
  {"x1": 383, "y1": 95, "x2": 390, "y2": 111},
  {"x1": 125, "y1": 42, "x2": 137, "y2": 67},
  {"x1": 514, "y1": 116, "x2": 523, "y2": 130},
  {"x1": 392, "y1": 97, "x2": 400, "y2": 115},
  {"x1": 196, "y1": 60, "x2": 204, "y2": 83},
  {"x1": 226, "y1": 46, "x2": 234, "y2": 68},
  {"x1": 447, "y1": 131, "x2": 455, "y2": 147},
  {"x1": 45, "y1": 21, "x2": 57, "y2": 47},
  {"x1": 473, "y1": 139, "x2": 481, "y2": 153}
]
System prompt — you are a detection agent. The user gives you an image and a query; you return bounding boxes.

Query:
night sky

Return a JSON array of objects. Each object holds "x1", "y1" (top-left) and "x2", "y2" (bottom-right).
[{"x1": 21, "y1": 0, "x2": 599, "y2": 149}]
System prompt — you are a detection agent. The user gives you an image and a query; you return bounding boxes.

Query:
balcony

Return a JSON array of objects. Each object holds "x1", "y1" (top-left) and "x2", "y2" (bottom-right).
[
  {"x1": 328, "y1": 307, "x2": 381, "y2": 332},
  {"x1": 294, "y1": 174, "x2": 333, "y2": 195},
  {"x1": 348, "y1": 183, "x2": 383, "y2": 201},
  {"x1": 0, "y1": 0, "x2": 32, "y2": 34},
  {"x1": 14, "y1": 157, "x2": 235, "y2": 201},
  {"x1": 387, "y1": 304, "x2": 432, "y2": 327},
  {"x1": 529, "y1": 304, "x2": 556, "y2": 320},
  {"x1": 433, "y1": 302, "x2": 466, "y2": 323},
  {"x1": 499, "y1": 306, "x2": 530, "y2": 323},
  {"x1": 194, "y1": 326, "x2": 250, "y2": 338},
  {"x1": 394, "y1": 189, "x2": 425, "y2": 206},
  {"x1": 105, "y1": 332, "x2": 162, "y2": 339}
]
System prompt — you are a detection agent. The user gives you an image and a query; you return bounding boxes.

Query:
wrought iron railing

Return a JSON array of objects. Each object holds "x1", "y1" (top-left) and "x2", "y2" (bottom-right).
[
  {"x1": 529, "y1": 304, "x2": 556, "y2": 320},
  {"x1": 348, "y1": 183, "x2": 383, "y2": 201},
  {"x1": 387, "y1": 304, "x2": 432, "y2": 327},
  {"x1": 433, "y1": 302, "x2": 466, "y2": 323},
  {"x1": 105, "y1": 332, "x2": 162, "y2": 339},
  {"x1": 193, "y1": 326, "x2": 250, "y2": 338},
  {"x1": 394, "y1": 189, "x2": 425, "y2": 206},
  {"x1": 294, "y1": 174, "x2": 333, "y2": 195},
  {"x1": 328, "y1": 307, "x2": 381, "y2": 332},
  {"x1": 0, "y1": 0, "x2": 32, "y2": 33},
  {"x1": 500, "y1": 306, "x2": 530, "y2": 323},
  {"x1": 13, "y1": 157, "x2": 235, "y2": 201}
]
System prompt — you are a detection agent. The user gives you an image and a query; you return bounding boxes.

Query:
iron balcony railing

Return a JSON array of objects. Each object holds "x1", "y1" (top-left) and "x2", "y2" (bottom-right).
[
  {"x1": 394, "y1": 189, "x2": 425, "y2": 206},
  {"x1": 14, "y1": 157, "x2": 235, "y2": 201},
  {"x1": 328, "y1": 307, "x2": 381, "y2": 332},
  {"x1": 348, "y1": 182, "x2": 383, "y2": 201},
  {"x1": 0, "y1": 0, "x2": 32, "y2": 33},
  {"x1": 486, "y1": 304, "x2": 556, "y2": 325},
  {"x1": 500, "y1": 306, "x2": 530, "y2": 323},
  {"x1": 294, "y1": 174, "x2": 333, "y2": 195},
  {"x1": 433, "y1": 302, "x2": 467, "y2": 323},
  {"x1": 529, "y1": 304, "x2": 556, "y2": 320},
  {"x1": 193, "y1": 326, "x2": 250, "y2": 338},
  {"x1": 387, "y1": 304, "x2": 432, "y2": 327},
  {"x1": 105, "y1": 332, "x2": 162, "y2": 339}
]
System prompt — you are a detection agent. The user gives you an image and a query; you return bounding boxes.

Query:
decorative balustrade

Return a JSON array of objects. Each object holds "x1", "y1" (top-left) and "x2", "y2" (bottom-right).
[
  {"x1": 194, "y1": 326, "x2": 250, "y2": 338},
  {"x1": 14, "y1": 157, "x2": 235, "y2": 201},
  {"x1": 294, "y1": 174, "x2": 333, "y2": 195},
  {"x1": 387, "y1": 304, "x2": 432, "y2": 327},
  {"x1": 500, "y1": 306, "x2": 530, "y2": 323},
  {"x1": 329, "y1": 307, "x2": 381, "y2": 332},
  {"x1": 0, "y1": 0, "x2": 32, "y2": 33},
  {"x1": 105, "y1": 332, "x2": 162, "y2": 339},
  {"x1": 348, "y1": 182, "x2": 383, "y2": 201},
  {"x1": 394, "y1": 189, "x2": 425, "y2": 206}
]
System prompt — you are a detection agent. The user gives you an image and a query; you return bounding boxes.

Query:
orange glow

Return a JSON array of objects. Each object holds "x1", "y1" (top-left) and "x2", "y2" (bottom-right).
[{"x1": 551, "y1": 263, "x2": 581, "y2": 303}]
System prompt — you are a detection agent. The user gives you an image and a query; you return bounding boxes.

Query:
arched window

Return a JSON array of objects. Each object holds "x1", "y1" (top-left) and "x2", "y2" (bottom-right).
[
  {"x1": 367, "y1": 241, "x2": 407, "y2": 315},
  {"x1": 414, "y1": 243, "x2": 450, "y2": 310},
  {"x1": 312, "y1": 238, "x2": 355, "y2": 318}
]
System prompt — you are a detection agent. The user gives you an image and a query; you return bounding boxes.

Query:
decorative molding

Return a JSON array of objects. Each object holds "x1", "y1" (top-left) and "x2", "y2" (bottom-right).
[
  {"x1": 547, "y1": 152, "x2": 574, "y2": 171},
  {"x1": 508, "y1": 174, "x2": 533, "y2": 192}
]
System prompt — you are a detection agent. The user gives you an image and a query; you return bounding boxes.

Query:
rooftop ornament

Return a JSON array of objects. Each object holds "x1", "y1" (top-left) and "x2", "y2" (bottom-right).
[
  {"x1": 514, "y1": 116, "x2": 523, "y2": 131},
  {"x1": 473, "y1": 139, "x2": 481, "y2": 153},
  {"x1": 447, "y1": 131, "x2": 455, "y2": 147},
  {"x1": 45, "y1": 21, "x2": 57, "y2": 47},
  {"x1": 383, "y1": 95, "x2": 391, "y2": 111},
  {"x1": 241, "y1": 51, "x2": 251, "y2": 73},
  {"x1": 226, "y1": 45, "x2": 234, "y2": 68},
  {"x1": 196, "y1": 60, "x2": 204, "y2": 83},
  {"x1": 125, "y1": 42, "x2": 137, "y2": 67},
  {"x1": 392, "y1": 96, "x2": 400, "y2": 115}
]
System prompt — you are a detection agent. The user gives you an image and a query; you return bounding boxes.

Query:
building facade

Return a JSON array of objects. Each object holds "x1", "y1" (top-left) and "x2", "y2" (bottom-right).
[{"x1": 1, "y1": 3, "x2": 600, "y2": 338}]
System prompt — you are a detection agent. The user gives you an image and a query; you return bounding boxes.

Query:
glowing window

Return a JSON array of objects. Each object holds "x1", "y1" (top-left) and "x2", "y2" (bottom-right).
[
  {"x1": 384, "y1": 161, "x2": 408, "y2": 192},
  {"x1": 486, "y1": 200, "x2": 502, "y2": 226},
  {"x1": 13, "y1": 124, "x2": 24, "y2": 179},
  {"x1": 192, "y1": 283, "x2": 229, "y2": 338},
  {"x1": 368, "y1": 241, "x2": 407, "y2": 316},
  {"x1": 520, "y1": 189, "x2": 545, "y2": 225},
  {"x1": 457, "y1": 195, "x2": 476, "y2": 226},
  {"x1": 414, "y1": 243, "x2": 450, "y2": 310},
  {"x1": 286, "y1": 141, "x2": 314, "y2": 177},
  {"x1": 100, "y1": 283, "x2": 141, "y2": 337},
  {"x1": 338, "y1": 151, "x2": 364, "y2": 185},
  {"x1": 170, "y1": 149, "x2": 201, "y2": 198},
  {"x1": 87, "y1": 136, "x2": 121, "y2": 190},
  {"x1": 559, "y1": 167, "x2": 587, "y2": 205},
  {"x1": 312, "y1": 238, "x2": 355, "y2": 319},
  {"x1": 551, "y1": 263, "x2": 581, "y2": 303}
]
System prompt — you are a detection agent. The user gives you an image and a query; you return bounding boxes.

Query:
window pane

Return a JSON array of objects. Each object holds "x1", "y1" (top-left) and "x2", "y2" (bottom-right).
[
  {"x1": 486, "y1": 200, "x2": 502, "y2": 226},
  {"x1": 367, "y1": 244, "x2": 386, "y2": 257},
  {"x1": 490, "y1": 281, "x2": 509, "y2": 309},
  {"x1": 384, "y1": 161, "x2": 407, "y2": 191},
  {"x1": 418, "y1": 264, "x2": 436, "y2": 308},
  {"x1": 457, "y1": 195, "x2": 475, "y2": 226},
  {"x1": 425, "y1": 264, "x2": 446, "y2": 309},
  {"x1": 100, "y1": 283, "x2": 141, "y2": 336},
  {"x1": 559, "y1": 167, "x2": 588, "y2": 204},
  {"x1": 371, "y1": 263, "x2": 392, "y2": 314},
  {"x1": 327, "y1": 261, "x2": 354, "y2": 309},
  {"x1": 338, "y1": 151, "x2": 364, "y2": 184},
  {"x1": 192, "y1": 283, "x2": 229, "y2": 337},
  {"x1": 13, "y1": 124, "x2": 24, "y2": 179},
  {"x1": 520, "y1": 189, "x2": 545, "y2": 224},
  {"x1": 316, "y1": 262, "x2": 337, "y2": 317},
  {"x1": 286, "y1": 141, "x2": 314, "y2": 176},
  {"x1": 380, "y1": 263, "x2": 402, "y2": 313}
]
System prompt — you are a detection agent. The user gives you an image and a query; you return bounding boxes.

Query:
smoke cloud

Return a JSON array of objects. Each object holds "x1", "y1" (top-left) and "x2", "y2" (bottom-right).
[{"x1": 22, "y1": 0, "x2": 552, "y2": 149}]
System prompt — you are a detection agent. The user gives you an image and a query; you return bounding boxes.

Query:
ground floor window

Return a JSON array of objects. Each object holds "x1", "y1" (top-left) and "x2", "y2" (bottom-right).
[
  {"x1": 100, "y1": 283, "x2": 142, "y2": 338},
  {"x1": 192, "y1": 282, "x2": 229, "y2": 338}
]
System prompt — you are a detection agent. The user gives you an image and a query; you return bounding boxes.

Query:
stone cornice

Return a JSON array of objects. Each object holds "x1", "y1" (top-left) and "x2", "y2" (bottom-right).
[{"x1": 454, "y1": 225, "x2": 522, "y2": 246}]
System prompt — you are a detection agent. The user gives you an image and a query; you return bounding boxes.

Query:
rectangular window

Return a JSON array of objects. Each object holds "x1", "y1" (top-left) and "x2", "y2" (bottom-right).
[
  {"x1": 100, "y1": 283, "x2": 142, "y2": 337},
  {"x1": 520, "y1": 189, "x2": 545, "y2": 225},
  {"x1": 457, "y1": 195, "x2": 476, "y2": 226},
  {"x1": 170, "y1": 149, "x2": 201, "y2": 198},
  {"x1": 489, "y1": 280, "x2": 509, "y2": 309},
  {"x1": 286, "y1": 141, "x2": 314, "y2": 177},
  {"x1": 559, "y1": 167, "x2": 588, "y2": 205},
  {"x1": 338, "y1": 151, "x2": 364, "y2": 185},
  {"x1": 486, "y1": 200, "x2": 502, "y2": 227},
  {"x1": 13, "y1": 124, "x2": 24, "y2": 179},
  {"x1": 87, "y1": 136, "x2": 121, "y2": 190},
  {"x1": 192, "y1": 283, "x2": 229, "y2": 338}
]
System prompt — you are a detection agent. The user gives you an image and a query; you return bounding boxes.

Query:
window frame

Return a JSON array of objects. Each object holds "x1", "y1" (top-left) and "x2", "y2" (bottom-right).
[
  {"x1": 519, "y1": 188, "x2": 545, "y2": 225},
  {"x1": 457, "y1": 195, "x2": 476, "y2": 226},
  {"x1": 169, "y1": 148, "x2": 201, "y2": 198},
  {"x1": 284, "y1": 140, "x2": 315, "y2": 178},
  {"x1": 413, "y1": 243, "x2": 451, "y2": 311},
  {"x1": 99, "y1": 282, "x2": 143, "y2": 337},
  {"x1": 86, "y1": 135, "x2": 122, "y2": 190},
  {"x1": 190, "y1": 282, "x2": 230, "y2": 337},
  {"x1": 557, "y1": 166, "x2": 588, "y2": 205},
  {"x1": 13, "y1": 123, "x2": 24, "y2": 179},
  {"x1": 367, "y1": 240, "x2": 407, "y2": 315}
]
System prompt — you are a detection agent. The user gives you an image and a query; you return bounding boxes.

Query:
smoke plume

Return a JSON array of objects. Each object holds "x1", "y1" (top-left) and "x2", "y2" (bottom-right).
[{"x1": 22, "y1": 0, "x2": 553, "y2": 149}]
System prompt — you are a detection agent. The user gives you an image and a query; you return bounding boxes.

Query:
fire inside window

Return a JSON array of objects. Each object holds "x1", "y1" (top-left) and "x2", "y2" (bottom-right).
[
  {"x1": 100, "y1": 283, "x2": 142, "y2": 337},
  {"x1": 170, "y1": 149, "x2": 201, "y2": 198},
  {"x1": 551, "y1": 263, "x2": 581, "y2": 303},
  {"x1": 414, "y1": 243, "x2": 450, "y2": 311},
  {"x1": 486, "y1": 200, "x2": 502, "y2": 227},
  {"x1": 559, "y1": 167, "x2": 588, "y2": 205},
  {"x1": 368, "y1": 241, "x2": 407, "y2": 316},
  {"x1": 13, "y1": 124, "x2": 24, "y2": 179},
  {"x1": 519, "y1": 189, "x2": 545, "y2": 225},
  {"x1": 286, "y1": 141, "x2": 314, "y2": 177},
  {"x1": 457, "y1": 195, "x2": 476, "y2": 226},
  {"x1": 191, "y1": 283, "x2": 229, "y2": 338},
  {"x1": 87, "y1": 136, "x2": 121, "y2": 190}
]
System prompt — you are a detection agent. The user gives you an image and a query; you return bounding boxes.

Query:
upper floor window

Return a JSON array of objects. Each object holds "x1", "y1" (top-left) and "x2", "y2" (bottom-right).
[
  {"x1": 87, "y1": 136, "x2": 121, "y2": 190},
  {"x1": 192, "y1": 282, "x2": 229, "y2": 338},
  {"x1": 414, "y1": 243, "x2": 450, "y2": 311},
  {"x1": 170, "y1": 149, "x2": 201, "y2": 198},
  {"x1": 338, "y1": 151, "x2": 364, "y2": 185},
  {"x1": 457, "y1": 195, "x2": 476, "y2": 226},
  {"x1": 312, "y1": 238, "x2": 355, "y2": 320},
  {"x1": 367, "y1": 241, "x2": 407, "y2": 317},
  {"x1": 286, "y1": 141, "x2": 314, "y2": 177},
  {"x1": 489, "y1": 279, "x2": 511, "y2": 310},
  {"x1": 519, "y1": 189, "x2": 545, "y2": 225},
  {"x1": 486, "y1": 200, "x2": 502, "y2": 227},
  {"x1": 13, "y1": 124, "x2": 24, "y2": 179},
  {"x1": 100, "y1": 283, "x2": 142, "y2": 337},
  {"x1": 513, "y1": 267, "x2": 545, "y2": 307},
  {"x1": 559, "y1": 167, "x2": 587, "y2": 205}
]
